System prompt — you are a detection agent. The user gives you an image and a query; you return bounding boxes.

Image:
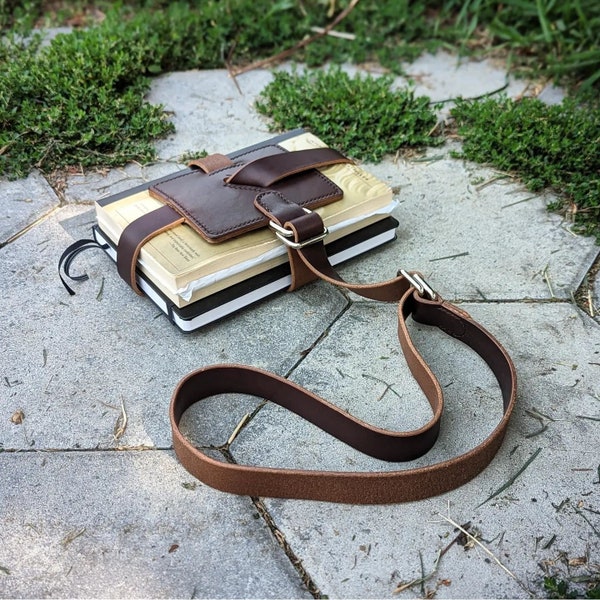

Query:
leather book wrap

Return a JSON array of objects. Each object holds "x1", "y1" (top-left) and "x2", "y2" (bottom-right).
[{"x1": 116, "y1": 145, "x2": 352, "y2": 294}]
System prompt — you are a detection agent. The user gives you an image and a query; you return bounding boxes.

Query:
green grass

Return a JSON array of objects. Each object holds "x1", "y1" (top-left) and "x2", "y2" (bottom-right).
[
  {"x1": 255, "y1": 68, "x2": 442, "y2": 162},
  {"x1": 450, "y1": 95, "x2": 600, "y2": 239},
  {"x1": 1, "y1": 1, "x2": 599, "y2": 237},
  {"x1": 544, "y1": 576, "x2": 600, "y2": 599}
]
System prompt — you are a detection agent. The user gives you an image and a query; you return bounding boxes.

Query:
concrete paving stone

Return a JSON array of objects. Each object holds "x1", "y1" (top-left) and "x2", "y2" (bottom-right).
[
  {"x1": 0, "y1": 450, "x2": 310, "y2": 599},
  {"x1": 0, "y1": 170, "x2": 60, "y2": 245},
  {"x1": 342, "y1": 148, "x2": 599, "y2": 302},
  {"x1": 63, "y1": 162, "x2": 188, "y2": 205},
  {"x1": 3, "y1": 49, "x2": 599, "y2": 600},
  {"x1": 144, "y1": 69, "x2": 276, "y2": 161},
  {"x1": 222, "y1": 301, "x2": 600, "y2": 599},
  {"x1": 0, "y1": 205, "x2": 347, "y2": 453},
  {"x1": 401, "y1": 51, "x2": 528, "y2": 106}
]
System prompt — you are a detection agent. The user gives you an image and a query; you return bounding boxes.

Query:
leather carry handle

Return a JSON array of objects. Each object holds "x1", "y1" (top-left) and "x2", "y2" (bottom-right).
[
  {"x1": 226, "y1": 147, "x2": 352, "y2": 187},
  {"x1": 170, "y1": 194, "x2": 517, "y2": 504}
]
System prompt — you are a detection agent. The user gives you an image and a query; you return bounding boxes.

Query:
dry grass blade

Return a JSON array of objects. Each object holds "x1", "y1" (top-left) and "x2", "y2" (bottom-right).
[
  {"x1": 61, "y1": 527, "x2": 86, "y2": 547},
  {"x1": 113, "y1": 397, "x2": 128, "y2": 442},
  {"x1": 393, "y1": 550, "x2": 442, "y2": 594},
  {"x1": 437, "y1": 514, "x2": 521, "y2": 585},
  {"x1": 227, "y1": 413, "x2": 251, "y2": 446},
  {"x1": 478, "y1": 447, "x2": 542, "y2": 507}
]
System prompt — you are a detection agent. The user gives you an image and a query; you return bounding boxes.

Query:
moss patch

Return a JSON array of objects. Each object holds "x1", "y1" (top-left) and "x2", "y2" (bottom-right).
[
  {"x1": 450, "y1": 95, "x2": 600, "y2": 239},
  {"x1": 255, "y1": 68, "x2": 442, "y2": 162}
]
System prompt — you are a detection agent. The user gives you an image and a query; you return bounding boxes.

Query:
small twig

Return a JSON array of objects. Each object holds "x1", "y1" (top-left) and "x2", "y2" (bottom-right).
[
  {"x1": 392, "y1": 550, "x2": 442, "y2": 594},
  {"x1": 224, "y1": 41, "x2": 243, "y2": 95},
  {"x1": 361, "y1": 373, "x2": 402, "y2": 400},
  {"x1": 309, "y1": 26, "x2": 356, "y2": 40},
  {"x1": 227, "y1": 413, "x2": 251, "y2": 446},
  {"x1": 542, "y1": 264, "x2": 555, "y2": 298},
  {"x1": 501, "y1": 196, "x2": 536, "y2": 209},
  {"x1": 61, "y1": 527, "x2": 86, "y2": 547},
  {"x1": 475, "y1": 174, "x2": 512, "y2": 191},
  {"x1": 96, "y1": 276, "x2": 105, "y2": 301},
  {"x1": 429, "y1": 251, "x2": 470, "y2": 262},
  {"x1": 437, "y1": 513, "x2": 524, "y2": 587},
  {"x1": 113, "y1": 397, "x2": 128, "y2": 442},
  {"x1": 432, "y1": 82, "x2": 509, "y2": 105},
  {"x1": 573, "y1": 507, "x2": 600, "y2": 537},
  {"x1": 527, "y1": 407, "x2": 556, "y2": 422},
  {"x1": 232, "y1": 0, "x2": 361, "y2": 75},
  {"x1": 524, "y1": 409, "x2": 549, "y2": 438}
]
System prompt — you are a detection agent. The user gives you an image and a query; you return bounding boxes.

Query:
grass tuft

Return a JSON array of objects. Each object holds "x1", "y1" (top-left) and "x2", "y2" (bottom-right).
[
  {"x1": 450, "y1": 95, "x2": 600, "y2": 239},
  {"x1": 255, "y1": 68, "x2": 441, "y2": 162}
]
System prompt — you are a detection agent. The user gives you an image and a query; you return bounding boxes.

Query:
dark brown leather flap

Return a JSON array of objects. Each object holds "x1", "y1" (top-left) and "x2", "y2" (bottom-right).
[{"x1": 149, "y1": 145, "x2": 349, "y2": 243}]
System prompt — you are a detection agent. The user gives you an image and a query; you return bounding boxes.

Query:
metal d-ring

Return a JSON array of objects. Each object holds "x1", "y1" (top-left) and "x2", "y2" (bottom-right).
[
  {"x1": 399, "y1": 269, "x2": 437, "y2": 300},
  {"x1": 269, "y1": 208, "x2": 328, "y2": 250}
]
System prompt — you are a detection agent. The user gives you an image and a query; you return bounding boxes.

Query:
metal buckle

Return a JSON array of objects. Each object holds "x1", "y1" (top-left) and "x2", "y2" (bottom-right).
[
  {"x1": 269, "y1": 208, "x2": 329, "y2": 250},
  {"x1": 399, "y1": 269, "x2": 437, "y2": 300}
]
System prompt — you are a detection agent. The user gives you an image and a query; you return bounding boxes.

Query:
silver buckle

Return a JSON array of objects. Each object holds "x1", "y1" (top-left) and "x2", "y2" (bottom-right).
[
  {"x1": 399, "y1": 270, "x2": 437, "y2": 300},
  {"x1": 269, "y1": 208, "x2": 328, "y2": 250}
]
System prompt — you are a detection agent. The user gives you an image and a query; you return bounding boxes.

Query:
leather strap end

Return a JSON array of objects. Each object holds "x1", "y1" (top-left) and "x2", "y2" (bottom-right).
[
  {"x1": 188, "y1": 153, "x2": 234, "y2": 173},
  {"x1": 116, "y1": 205, "x2": 184, "y2": 294}
]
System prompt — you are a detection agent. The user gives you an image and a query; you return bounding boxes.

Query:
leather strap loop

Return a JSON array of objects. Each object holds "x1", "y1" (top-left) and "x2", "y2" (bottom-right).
[
  {"x1": 170, "y1": 285, "x2": 517, "y2": 504},
  {"x1": 117, "y1": 205, "x2": 184, "y2": 295},
  {"x1": 227, "y1": 147, "x2": 352, "y2": 187},
  {"x1": 188, "y1": 153, "x2": 234, "y2": 173}
]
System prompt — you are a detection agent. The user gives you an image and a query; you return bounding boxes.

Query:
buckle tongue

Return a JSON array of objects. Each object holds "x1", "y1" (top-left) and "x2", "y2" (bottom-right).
[{"x1": 399, "y1": 270, "x2": 437, "y2": 300}]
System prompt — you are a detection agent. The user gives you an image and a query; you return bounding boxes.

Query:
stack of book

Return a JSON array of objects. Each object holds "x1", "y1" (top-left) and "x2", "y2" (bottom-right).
[{"x1": 93, "y1": 129, "x2": 399, "y2": 332}]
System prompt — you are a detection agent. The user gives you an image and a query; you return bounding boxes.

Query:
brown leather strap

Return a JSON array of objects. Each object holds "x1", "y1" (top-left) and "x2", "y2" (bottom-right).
[
  {"x1": 170, "y1": 197, "x2": 517, "y2": 504},
  {"x1": 170, "y1": 284, "x2": 517, "y2": 504},
  {"x1": 187, "y1": 153, "x2": 233, "y2": 173},
  {"x1": 226, "y1": 147, "x2": 352, "y2": 187},
  {"x1": 117, "y1": 205, "x2": 184, "y2": 295}
]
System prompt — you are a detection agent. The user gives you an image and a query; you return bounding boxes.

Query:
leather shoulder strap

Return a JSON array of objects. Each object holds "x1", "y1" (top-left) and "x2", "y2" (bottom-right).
[
  {"x1": 170, "y1": 193, "x2": 517, "y2": 504},
  {"x1": 170, "y1": 286, "x2": 516, "y2": 504}
]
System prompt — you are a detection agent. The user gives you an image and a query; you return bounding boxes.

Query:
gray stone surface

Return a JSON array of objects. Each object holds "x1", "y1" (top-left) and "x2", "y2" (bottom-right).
[
  {"x1": 0, "y1": 170, "x2": 60, "y2": 245},
  {"x1": 0, "y1": 206, "x2": 346, "y2": 452},
  {"x1": 231, "y1": 302, "x2": 600, "y2": 599},
  {"x1": 145, "y1": 69, "x2": 275, "y2": 160},
  {"x1": 0, "y1": 451, "x2": 310, "y2": 599},
  {"x1": 1, "y1": 51, "x2": 598, "y2": 599},
  {"x1": 348, "y1": 150, "x2": 599, "y2": 302}
]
